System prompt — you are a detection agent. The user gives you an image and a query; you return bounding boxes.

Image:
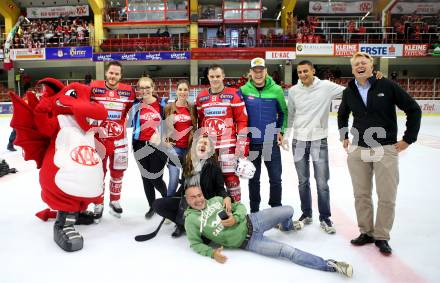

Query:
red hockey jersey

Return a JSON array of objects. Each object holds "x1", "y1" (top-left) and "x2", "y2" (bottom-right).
[
  {"x1": 90, "y1": 80, "x2": 135, "y2": 142},
  {"x1": 196, "y1": 87, "x2": 248, "y2": 148}
]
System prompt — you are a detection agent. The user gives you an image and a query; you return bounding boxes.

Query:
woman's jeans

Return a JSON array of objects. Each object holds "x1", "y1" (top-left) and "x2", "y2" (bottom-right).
[{"x1": 167, "y1": 146, "x2": 187, "y2": 196}]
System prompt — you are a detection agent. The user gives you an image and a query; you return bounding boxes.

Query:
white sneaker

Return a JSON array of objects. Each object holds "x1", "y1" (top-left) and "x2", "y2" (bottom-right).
[
  {"x1": 293, "y1": 220, "x2": 305, "y2": 231},
  {"x1": 320, "y1": 219, "x2": 336, "y2": 234},
  {"x1": 327, "y1": 260, "x2": 353, "y2": 278},
  {"x1": 109, "y1": 201, "x2": 123, "y2": 218},
  {"x1": 276, "y1": 219, "x2": 304, "y2": 231},
  {"x1": 93, "y1": 204, "x2": 104, "y2": 223}
]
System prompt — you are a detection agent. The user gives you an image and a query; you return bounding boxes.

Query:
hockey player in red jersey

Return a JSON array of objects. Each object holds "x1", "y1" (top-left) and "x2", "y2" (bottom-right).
[
  {"x1": 90, "y1": 61, "x2": 136, "y2": 221},
  {"x1": 195, "y1": 64, "x2": 248, "y2": 202}
]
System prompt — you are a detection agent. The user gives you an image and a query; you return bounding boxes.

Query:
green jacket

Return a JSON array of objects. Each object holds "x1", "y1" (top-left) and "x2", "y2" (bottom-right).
[
  {"x1": 184, "y1": 196, "x2": 248, "y2": 258},
  {"x1": 239, "y1": 76, "x2": 288, "y2": 143}
]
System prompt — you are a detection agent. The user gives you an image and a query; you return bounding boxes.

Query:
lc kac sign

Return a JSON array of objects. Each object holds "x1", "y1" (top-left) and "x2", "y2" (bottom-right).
[{"x1": 265, "y1": 51, "x2": 296, "y2": 60}]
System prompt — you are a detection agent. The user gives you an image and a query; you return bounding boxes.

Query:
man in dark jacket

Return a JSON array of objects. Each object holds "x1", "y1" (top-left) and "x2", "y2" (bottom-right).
[
  {"x1": 239, "y1": 58, "x2": 288, "y2": 213},
  {"x1": 337, "y1": 52, "x2": 421, "y2": 255}
]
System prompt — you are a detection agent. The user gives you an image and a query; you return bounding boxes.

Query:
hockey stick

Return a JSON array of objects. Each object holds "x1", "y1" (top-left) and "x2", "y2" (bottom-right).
[{"x1": 135, "y1": 218, "x2": 166, "y2": 242}]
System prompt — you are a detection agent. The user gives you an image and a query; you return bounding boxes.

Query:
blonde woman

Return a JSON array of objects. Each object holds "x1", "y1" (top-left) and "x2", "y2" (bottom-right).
[
  {"x1": 164, "y1": 80, "x2": 197, "y2": 196},
  {"x1": 131, "y1": 77, "x2": 167, "y2": 219},
  {"x1": 153, "y1": 134, "x2": 231, "y2": 237}
]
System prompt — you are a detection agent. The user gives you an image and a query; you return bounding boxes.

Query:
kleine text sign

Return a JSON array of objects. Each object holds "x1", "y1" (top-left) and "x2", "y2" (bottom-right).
[{"x1": 403, "y1": 44, "x2": 428, "y2": 57}]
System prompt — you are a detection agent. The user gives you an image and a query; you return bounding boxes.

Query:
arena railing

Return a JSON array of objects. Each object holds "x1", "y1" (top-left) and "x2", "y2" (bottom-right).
[{"x1": 97, "y1": 36, "x2": 190, "y2": 52}]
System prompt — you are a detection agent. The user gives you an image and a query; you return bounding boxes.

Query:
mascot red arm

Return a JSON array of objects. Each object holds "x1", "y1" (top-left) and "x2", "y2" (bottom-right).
[{"x1": 10, "y1": 78, "x2": 107, "y2": 252}]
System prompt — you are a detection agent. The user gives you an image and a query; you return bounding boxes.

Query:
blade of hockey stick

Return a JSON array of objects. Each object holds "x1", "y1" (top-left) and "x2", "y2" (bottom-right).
[{"x1": 135, "y1": 218, "x2": 166, "y2": 242}]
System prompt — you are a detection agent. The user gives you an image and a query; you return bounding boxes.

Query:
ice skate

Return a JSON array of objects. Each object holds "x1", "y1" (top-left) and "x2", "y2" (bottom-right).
[
  {"x1": 93, "y1": 203, "x2": 104, "y2": 223},
  {"x1": 109, "y1": 200, "x2": 123, "y2": 218}
]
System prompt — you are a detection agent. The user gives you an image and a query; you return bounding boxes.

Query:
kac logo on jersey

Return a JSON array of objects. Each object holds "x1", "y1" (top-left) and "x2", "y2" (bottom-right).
[
  {"x1": 204, "y1": 107, "x2": 227, "y2": 117},
  {"x1": 70, "y1": 146, "x2": 100, "y2": 166},
  {"x1": 204, "y1": 118, "x2": 226, "y2": 136},
  {"x1": 140, "y1": 112, "x2": 161, "y2": 121},
  {"x1": 174, "y1": 113, "x2": 191, "y2": 123},
  {"x1": 108, "y1": 111, "x2": 122, "y2": 120},
  {"x1": 101, "y1": 121, "x2": 124, "y2": 137}
]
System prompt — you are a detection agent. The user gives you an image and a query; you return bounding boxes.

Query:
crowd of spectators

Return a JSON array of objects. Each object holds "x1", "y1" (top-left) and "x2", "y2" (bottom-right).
[
  {"x1": 296, "y1": 16, "x2": 322, "y2": 43},
  {"x1": 0, "y1": 82, "x2": 11, "y2": 102},
  {"x1": 392, "y1": 14, "x2": 440, "y2": 43},
  {"x1": 11, "y1": 17, "x2": 91, "y2": 49}
]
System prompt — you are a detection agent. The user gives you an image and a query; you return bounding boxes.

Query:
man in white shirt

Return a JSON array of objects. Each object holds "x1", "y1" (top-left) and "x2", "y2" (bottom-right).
[{"x1": 285, "y1": 60, "x2": 344, "y2": 234}]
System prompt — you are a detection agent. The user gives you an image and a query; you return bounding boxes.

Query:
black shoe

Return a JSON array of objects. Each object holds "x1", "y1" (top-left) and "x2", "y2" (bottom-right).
[
  {"x1": 375, "y1": 240, "x2": 392, "y2": 254},
  {"x1": 350, "y1": 233, "x2": 375, "y2": 246},
  {"x1": 171, "y1": 225, "x2": 185, "y2": 238},
  {"x1": 145, "y1": 208, "x2": 155, "y2": 219},
  {"x1": 7, "y1": 144, "x2": 17, "y2": 151},
  {"x1": 76, "y1": 211, "x2": 95, "y2": 225}
]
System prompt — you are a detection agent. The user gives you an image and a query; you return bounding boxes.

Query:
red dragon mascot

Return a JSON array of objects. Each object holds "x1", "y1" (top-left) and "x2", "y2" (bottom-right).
[{"x1": 10, "y1": 78, "x2": 108, "y2": 252}]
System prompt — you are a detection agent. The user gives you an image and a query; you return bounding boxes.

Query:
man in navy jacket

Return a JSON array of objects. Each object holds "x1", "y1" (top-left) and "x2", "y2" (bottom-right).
[{"x1": 337, "y1": 52, "x2": 421, "y2": 255}]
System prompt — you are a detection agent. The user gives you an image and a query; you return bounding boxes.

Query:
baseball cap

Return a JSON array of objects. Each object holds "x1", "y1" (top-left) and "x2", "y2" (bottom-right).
[{"x1": 251, "y1": 57, "x2": 265, "y2": 69}]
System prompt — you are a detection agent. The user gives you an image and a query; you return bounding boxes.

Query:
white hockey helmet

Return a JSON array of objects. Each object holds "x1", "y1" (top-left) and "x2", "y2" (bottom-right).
[{"x1": 235, "y1": 158, "x2": 256, "y2": 179}]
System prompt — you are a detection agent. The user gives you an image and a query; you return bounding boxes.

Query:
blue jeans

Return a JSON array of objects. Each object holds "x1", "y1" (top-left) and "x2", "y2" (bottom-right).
[
  {"x1": 292, "y1": 138, "x2": 331, "y2": 221},
  {"x1": 246, "y1": 206, "x2": 334, "y2": 272},
  {"x1": 166, "y1": 146, "x2": 187, "y2": 196},
  {"x1": 248, "y1": 142, "x2": 282, "y2": 213}
]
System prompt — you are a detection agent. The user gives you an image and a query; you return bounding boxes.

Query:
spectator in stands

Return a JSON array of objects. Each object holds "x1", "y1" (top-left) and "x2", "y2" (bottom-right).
[
  {"x1": 77, "y1": 24, "x2": 85, "y2": 44},
  {"x1": 307, "y1": 33, "x2": 314, "y2": 43},
  {"x1": 337, "y1": 52, "x2": 421, "y2": 255},
  {"x1": 217, "y1": 26, "x2": 225, "y2": 41},
  {"x1": 296, "y1": 30, "x2": 304, "y2": 43},
  {"x1": 84, "y1": 73, "x2": 92, "y2": 85},
  {"x1": 162, "y1": 27, "x2": 170, "y2": 37},
  {"x1": 347, "y1": 20, "x2": 356, "y2": 42},
  {"x1": 358, "y1": 25, "x2": 366, "y2": 42},
  {"x1": 248, "y1": 26, "x2": 255, "y2": 47},
  {"x1": 239, "y1": 27, "x2": 248, "y2": 47},
  {"x1": 22, "y1": 72, "x2": 31, "y2": 92}
]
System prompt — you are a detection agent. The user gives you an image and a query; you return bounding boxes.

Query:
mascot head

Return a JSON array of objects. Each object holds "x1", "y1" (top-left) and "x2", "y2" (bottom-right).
[{"x1": 37, "y1": 78, "x2": 107, "y2": 131}]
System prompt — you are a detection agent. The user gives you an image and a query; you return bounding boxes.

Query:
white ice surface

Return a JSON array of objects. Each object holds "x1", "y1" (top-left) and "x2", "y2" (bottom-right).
[{"x1": 1, "y1": 115, "x2": 439, "y2": 283}]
